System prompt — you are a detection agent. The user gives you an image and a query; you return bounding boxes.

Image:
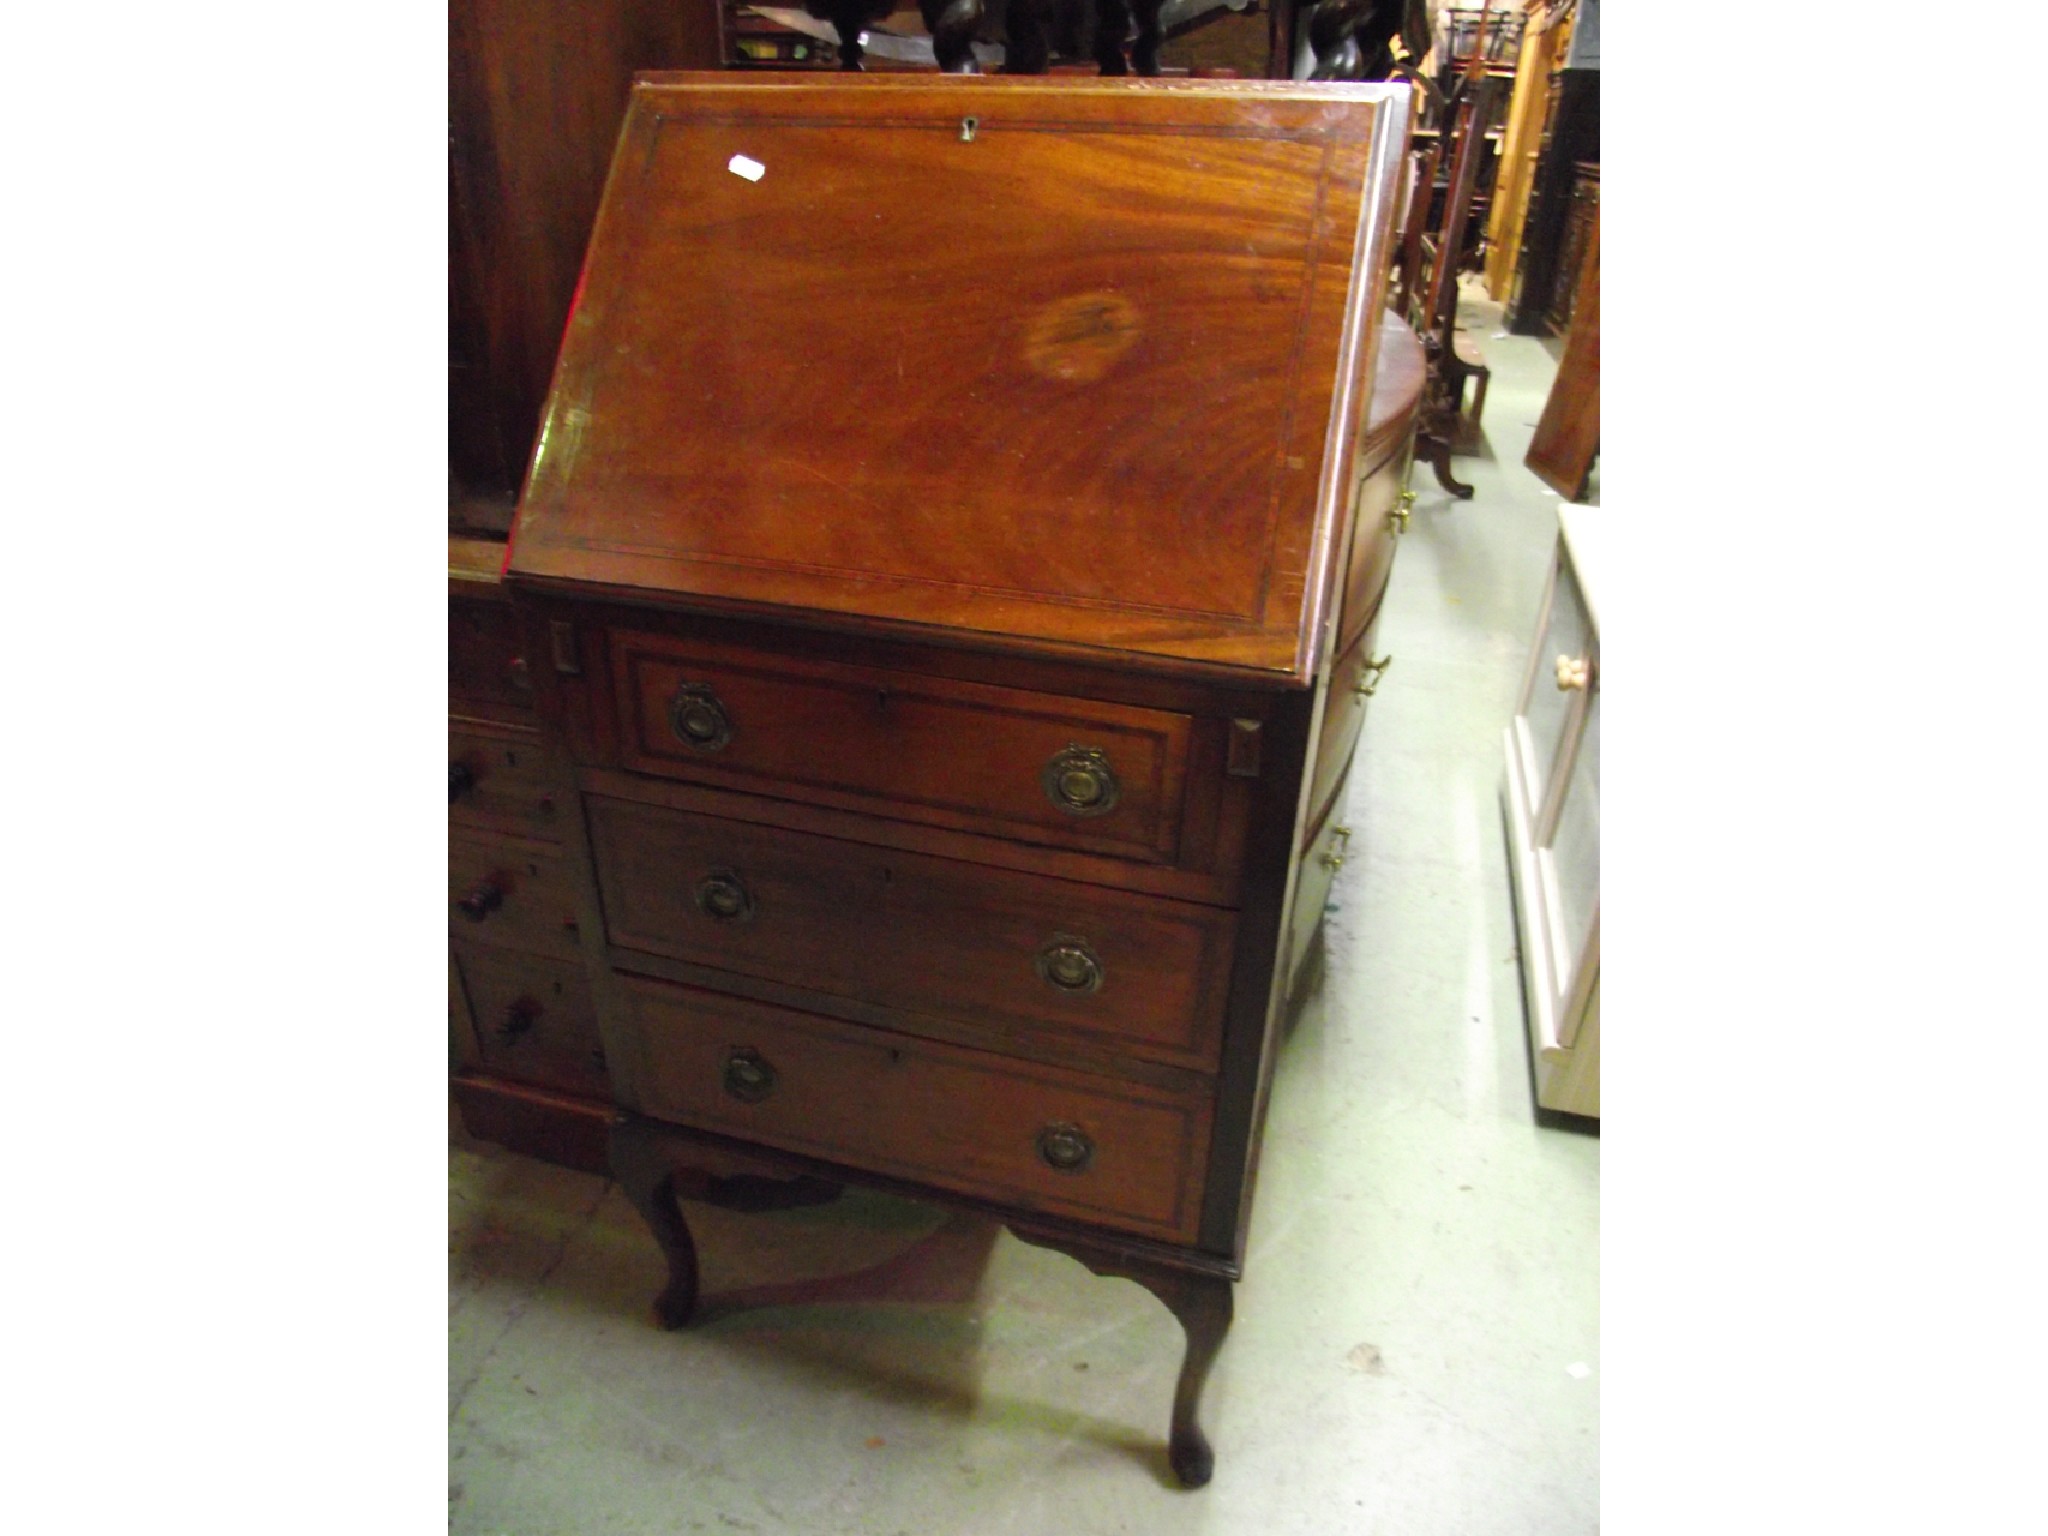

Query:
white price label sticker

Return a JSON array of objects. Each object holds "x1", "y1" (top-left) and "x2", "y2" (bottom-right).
[{"x1": 727, "y1": 154, "x2": 766, "y2": 182}]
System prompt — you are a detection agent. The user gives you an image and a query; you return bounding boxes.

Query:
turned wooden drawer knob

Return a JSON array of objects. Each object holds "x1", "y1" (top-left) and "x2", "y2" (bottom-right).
[
  {"x1": 1035, "y1": 935, "x2": 1104, "y2": 994},
  {"x1": 1042, "y1": 744, "x2": 1119, "y2": 817},
  {"x1": 695, "y1": 870, "x2": 755, "y2": 924},
  {"x1": 721, "y1": 1047, "x2": 777, "y2": 1103},
  {"x1": 449, "y1": 762, "x2": 476, "y2": 803},
  {"x1": 668, "y1": 682, "x2": 733, "y2": 753},
  {"x1": 456, "y1": 877, "x2": 504, "y2": 922},
  {"x1": 1036, "y1": 1123, "x2": 1095, "y2": 1174}
]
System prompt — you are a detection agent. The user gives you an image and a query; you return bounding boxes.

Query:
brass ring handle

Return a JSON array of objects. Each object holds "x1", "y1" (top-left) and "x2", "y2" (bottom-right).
[
  {"x1": 1034, "y1": 935, "x2": 1105, "y2": 995},
  {"x1": 1354, "y1": 655, "x2": 1393, "y2": 698},
  {"x1": 695, "y1": 870, "x2": 755, "y2": 924},
  {"x1": 668, "y1": 682, "x2": 734, "y2": 753},
  {"x1": 1042, "y1": 744, "x2": 1120, "y2": 818},
  {"x1": 1320, "y1": 824, "x2": 1353, "y2": 871},
  {"x1": 1036, "y1": 1123, "x2": 1094, "y2": 1174},
  {"x1": 1555, "y1": 655, "x2": 1590, "y2": 691},
  {"x1": 721, "y1": 1047, "x2": 777, "y2": 1104}
]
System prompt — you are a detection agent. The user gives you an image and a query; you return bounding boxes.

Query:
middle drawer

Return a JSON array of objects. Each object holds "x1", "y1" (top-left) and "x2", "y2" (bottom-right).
[{"x1": 587, "y1": 794, "x2": 1235, "y2": 1073}]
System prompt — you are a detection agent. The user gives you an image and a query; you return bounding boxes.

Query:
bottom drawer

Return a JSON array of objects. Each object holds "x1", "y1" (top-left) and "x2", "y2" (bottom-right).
[
  {"x1": 453, "y1": 942, "x2": 610, "y2": 1099},
  {"x1": 616, "y1": 974, "x2": 1211, "y2": 1245}
]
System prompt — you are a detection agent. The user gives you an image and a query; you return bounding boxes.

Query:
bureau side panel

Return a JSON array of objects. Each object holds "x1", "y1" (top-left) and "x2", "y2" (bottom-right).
[{"x1": 1196, "y1": 687, "x2": 1318, "y2": 1262}]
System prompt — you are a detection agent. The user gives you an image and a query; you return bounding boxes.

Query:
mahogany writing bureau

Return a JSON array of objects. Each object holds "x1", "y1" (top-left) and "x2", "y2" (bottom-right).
[{"x1": 501, "y1": 73, "x2": 1412, "y2": 1486}]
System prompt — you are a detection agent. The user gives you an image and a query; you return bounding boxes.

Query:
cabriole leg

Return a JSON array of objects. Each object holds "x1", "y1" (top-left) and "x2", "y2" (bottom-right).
[
  {"x1": 1009, "y1": 1224, "x2": 1236, "y2": 1488},
  {"x1": 608, "y1": 1114, "x2": 700, "y2": 1330}
]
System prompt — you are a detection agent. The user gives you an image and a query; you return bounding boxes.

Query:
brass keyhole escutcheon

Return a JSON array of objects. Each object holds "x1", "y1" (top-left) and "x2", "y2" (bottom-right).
[
  {"x1": 1035, "y1": 935, "x2": 1105, "y2": 995},
  {"x1": 1042, "y1": 745, "x2": 1119, "y2": 818},
  {"x1": 722, "y1": 1047, "x2": 776, "y2": 1103},
  {"x1": 1036, "y1": 1123, "x2": 1094, "y2": 1174},
  {"x1": 669, "y1": 682, "x2": 733, "y2": 753},
  {"x1": 695, "y1": 870, "x2": 755, "y2": 924}
]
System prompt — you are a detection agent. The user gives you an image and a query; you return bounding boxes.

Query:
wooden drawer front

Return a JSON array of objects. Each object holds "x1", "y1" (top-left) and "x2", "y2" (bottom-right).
[
  {"x1": 449, "y1": 828, "x2": 583, "y2": 960},
  {"x1": 450, "y1": 594, "x2": 534, "y2": 713},
  {"x1": 588, "y1": 796, "x2": 1234, "y2": 1072},
  {"x1": 453, "y1": 941, "x2": 609, "y2": 1100},
  {"x1": 1308, "y1": 615, "x2": 1385, "y2": 839},
  {"x1": 618, "y1": 976, "x2": 1210, "y2": 1244},
  {"x1": 1338, "y1": 453, "x2": 1402, "y2": 658},
  {"x1": 612, "y1": 631, "x2": 1192, "y2": 867},
  {"x1": 449, "y1": 722, "x2": 561, "y2": 838}
]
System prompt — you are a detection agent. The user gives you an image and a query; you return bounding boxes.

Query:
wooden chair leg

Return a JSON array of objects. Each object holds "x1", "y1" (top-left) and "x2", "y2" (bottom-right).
[
  {"x1": 1420, "y1": 425, "x2": 1475, "y2": 499},
  {"x1": 1009, "y1": 1224, "x2": 1235, "y2": 1488}
]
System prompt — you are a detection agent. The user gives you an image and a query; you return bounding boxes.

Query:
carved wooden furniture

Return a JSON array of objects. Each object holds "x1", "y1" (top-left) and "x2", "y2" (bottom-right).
[
  {"x1": 1482, "y1": 0, "x2": 1571, "y2": 302},
  {"x1": 448, "y1": 538, "x2": 615, "y2": 1171},
  {"x1": 1403, "y1": 70, "x2": 1504, "y2": 499},
  {"x1": 1505, "y1": 42, "x2": 1595, "y2": 336},
  {"x1": 1544, "y1": 160, "x2": 1598, "y2": 336},
  {"x1": 1502, "y1": 505, "x2": 1600, "y2": 1119},
  {"x1": 1525, "y1": 194, "x2": 1598, "y2": 500},
  {"x1": 501, "y1": 73, "x2": 1412, "y2": 1486}
]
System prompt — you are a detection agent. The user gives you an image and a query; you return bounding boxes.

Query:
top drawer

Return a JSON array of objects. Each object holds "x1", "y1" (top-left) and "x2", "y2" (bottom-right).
[
  {"x1": 610, "y1": 630, "x2": 1194, "y2": 867},
  {"x1": 450, "y1": 593, "x2": 535, "y2": 716}
]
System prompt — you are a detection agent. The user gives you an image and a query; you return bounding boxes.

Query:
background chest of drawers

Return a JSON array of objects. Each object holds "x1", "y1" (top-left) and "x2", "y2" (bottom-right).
[
  {"x1": 447, "y1": 537, "x2": 613, "y2": 1172},
  {"x1": 485, "y1": 73, "x2": 1416, "y2": 1486}
]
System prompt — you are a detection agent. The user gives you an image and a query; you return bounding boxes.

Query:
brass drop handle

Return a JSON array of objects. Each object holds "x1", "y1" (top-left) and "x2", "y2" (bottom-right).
[
  {"x1": 1355, "y1": 655, "x2": 1392, "y2": 697},
  {"x1": 722, "y1": 1047, "x2": 777, "y2": 1103},
  {"x1": 1321, "y1": 824, "x2": 1353, "y2": 871},
  {"x1": 1035, "y1": 936, "x2": 1105, "y2": 995},
  {"x1": 1389, "y1": 488, "x2": 1416, "y2": 533},
  {"x1": 669, "y1": 681, "x2": 734, "y2": 753},
  {"x1": 456, "y1": 877, "x2": 504, "y2": 922},
  {"x1": 450, "y1": 762, "x2": 476, "y2": 803},
  {"x1": 1555, "y1": 655, "x2": 1591, "y2": 691},
  {"x1": 1036, "y1": 1123, "x2": 1095, "y2": 1174},
  {"x1": 496, "y1": 997, "x2": 541, "y2": 1042},
  {"x1": 1042, "y1": 744, "x2": 1120, "y2": 817},
  {"x1": 695, "y1": 870, "x2": 755, "y2": 924}
]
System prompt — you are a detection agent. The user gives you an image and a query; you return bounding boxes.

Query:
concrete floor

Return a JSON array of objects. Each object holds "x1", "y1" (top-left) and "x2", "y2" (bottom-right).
[{"x1": 450, "y1": 279, "x2": 1599, "y2": 1535}]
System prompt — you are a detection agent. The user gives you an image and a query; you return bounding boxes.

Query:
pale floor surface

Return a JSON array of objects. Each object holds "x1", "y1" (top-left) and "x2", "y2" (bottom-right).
[{"x1": 450, "y1": 281, "x2": 1600, "y2": 1535}]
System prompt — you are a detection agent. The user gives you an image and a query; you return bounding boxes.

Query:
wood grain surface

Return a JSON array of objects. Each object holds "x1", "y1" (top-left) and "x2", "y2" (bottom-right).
[
  {"x1": 615, "y1": 973, "x2": 1213, "y2": 1243},
  {"x1": 508, "y1": 74, "x2": 1411, "y2": 681}
]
